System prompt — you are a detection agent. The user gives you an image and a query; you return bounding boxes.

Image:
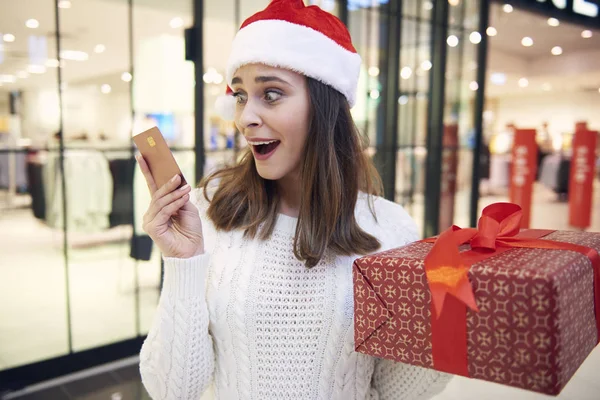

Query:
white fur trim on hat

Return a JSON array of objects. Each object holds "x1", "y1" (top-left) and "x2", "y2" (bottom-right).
[
  {"x1": 214, "y1": 94, "x2": 236, "y2": 121},
  {"x1": 226, "y1": 19, "x2": 361, "y2": 107}
]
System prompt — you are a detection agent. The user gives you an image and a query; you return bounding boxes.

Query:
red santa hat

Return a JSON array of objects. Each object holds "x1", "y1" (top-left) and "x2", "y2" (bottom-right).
[{"x1": 214, "y1": 0, "x2": 361, "y2": 120}]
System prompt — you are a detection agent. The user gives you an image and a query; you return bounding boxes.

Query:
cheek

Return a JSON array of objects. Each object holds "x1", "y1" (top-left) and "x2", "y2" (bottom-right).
[{"x1": 285, "y1": 125, "x2": 309, "y2": 159}]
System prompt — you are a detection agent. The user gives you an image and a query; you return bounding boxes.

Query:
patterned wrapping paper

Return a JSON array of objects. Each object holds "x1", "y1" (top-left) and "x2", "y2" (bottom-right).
[{"x1": 353, "y1": 231, "x2": 600, "y2": 395}]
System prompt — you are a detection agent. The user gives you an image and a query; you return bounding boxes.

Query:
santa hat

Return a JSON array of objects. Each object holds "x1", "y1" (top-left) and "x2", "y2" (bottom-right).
[{"x1": 215, "y1": 0, "x2": 361, "y2": 120}]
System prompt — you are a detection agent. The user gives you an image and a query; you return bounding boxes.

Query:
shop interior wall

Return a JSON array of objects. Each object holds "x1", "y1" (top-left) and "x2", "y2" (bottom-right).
[
  {"x1": 490, "y1": 91, "x2": 600, "y2": 134},
  {"x1": 19, "y1": 89, "x2": 131, "y2": 144}
]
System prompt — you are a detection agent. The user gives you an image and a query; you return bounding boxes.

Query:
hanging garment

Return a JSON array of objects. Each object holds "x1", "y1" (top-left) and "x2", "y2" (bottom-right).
[{"x1": 44, "y1": 150, "x2": 113, "y2": 232}]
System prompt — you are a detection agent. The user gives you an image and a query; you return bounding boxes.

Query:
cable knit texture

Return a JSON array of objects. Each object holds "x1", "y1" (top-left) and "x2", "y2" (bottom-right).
[{"x1": 140, "y1": 189, "x2": 453, "y2": 400}]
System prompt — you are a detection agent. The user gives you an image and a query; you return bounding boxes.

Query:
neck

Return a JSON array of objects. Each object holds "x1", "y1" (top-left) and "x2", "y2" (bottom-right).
[{"x1": 276, "y1": 171, "x2": 301, "y2": 218}]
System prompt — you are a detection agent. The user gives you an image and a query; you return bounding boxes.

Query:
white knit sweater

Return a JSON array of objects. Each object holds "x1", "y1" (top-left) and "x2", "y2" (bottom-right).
[{"x1": 139, "y1": 189, "x2": 452, "y2": 400}]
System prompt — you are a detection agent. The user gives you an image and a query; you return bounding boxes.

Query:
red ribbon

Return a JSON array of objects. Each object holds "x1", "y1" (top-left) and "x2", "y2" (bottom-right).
[{"x1": 423, "y1": 202, "x2": 600, "y2": 376}]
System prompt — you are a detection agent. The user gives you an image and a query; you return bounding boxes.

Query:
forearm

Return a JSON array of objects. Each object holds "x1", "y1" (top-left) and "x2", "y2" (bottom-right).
[
  {"x1": 140, "y1": 255, "x2": 215, "y2": 400},
  {"x1": 370, "y1": 359, "x2": 452, "y2": 400}
]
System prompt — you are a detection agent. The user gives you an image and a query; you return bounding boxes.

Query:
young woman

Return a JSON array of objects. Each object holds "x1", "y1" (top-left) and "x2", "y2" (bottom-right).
[{"x1": 138, "y1": 0, "x2": 452, "y2": 398}]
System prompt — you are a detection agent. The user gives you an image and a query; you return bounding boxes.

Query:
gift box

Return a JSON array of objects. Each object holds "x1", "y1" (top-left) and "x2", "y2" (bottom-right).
[{"x1": 353, "y1": 203, "x2": 600, "y2": 396}]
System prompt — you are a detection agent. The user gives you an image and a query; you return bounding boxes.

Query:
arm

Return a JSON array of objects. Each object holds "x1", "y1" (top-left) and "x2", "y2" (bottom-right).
[
  {"x1": 370, "y1": 359, "x2": 452, "y2": 400},
  {"x1": 368, "y1": 198, "x2": 453, "y2": 399},
  {"x1": 139, "y1": 254, "x2": 215, "y2": 400}
]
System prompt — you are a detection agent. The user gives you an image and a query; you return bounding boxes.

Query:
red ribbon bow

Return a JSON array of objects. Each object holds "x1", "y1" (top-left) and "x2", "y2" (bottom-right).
[
  {"x1": 424, "y1": 202, "x2": 600, "y2": 337},
  {"x1": 421, "y1": 202, "x2": 600, "y2": 376}
]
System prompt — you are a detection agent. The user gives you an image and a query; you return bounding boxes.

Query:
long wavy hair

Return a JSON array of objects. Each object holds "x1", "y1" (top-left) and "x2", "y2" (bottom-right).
[{"x1": 201, "y1": 77, "x2": 383, "y2": 268}]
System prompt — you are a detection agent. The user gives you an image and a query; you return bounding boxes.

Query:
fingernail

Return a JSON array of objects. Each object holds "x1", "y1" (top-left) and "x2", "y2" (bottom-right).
[
  {"x1": 171, "y1": 175, "x2": 178, "y2": 182},
  {"x1": 180, "y1": 184, "x2": 190, "y2": 191}
]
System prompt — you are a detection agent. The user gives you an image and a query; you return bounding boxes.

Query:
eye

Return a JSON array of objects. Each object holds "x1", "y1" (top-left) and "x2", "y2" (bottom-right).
[
  {"x1": 232, "y1": 91, "x2": 247, "y2": 105},
  {"x1": 264, "y1": 90, "x2": 282, "y2": 103}
]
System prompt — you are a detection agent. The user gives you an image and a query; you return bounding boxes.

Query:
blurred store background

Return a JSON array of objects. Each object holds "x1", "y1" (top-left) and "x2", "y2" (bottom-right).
[{"x1": 0, "y1": 0, "x2": 599, "y2": 399}]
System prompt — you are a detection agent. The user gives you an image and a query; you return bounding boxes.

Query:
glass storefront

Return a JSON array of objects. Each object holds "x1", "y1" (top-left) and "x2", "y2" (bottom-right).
[
  {"x1": 0, "y1": 0, "x2": 195, "y2": 386},
  {"x1": 0, "y1": 0, "x2": 490, "y2": 390}
]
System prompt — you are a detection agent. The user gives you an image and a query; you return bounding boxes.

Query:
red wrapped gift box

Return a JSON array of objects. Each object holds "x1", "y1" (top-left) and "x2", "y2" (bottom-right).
[{"x1": 353, "y1": 203, "x2": 600, "y2": 396}]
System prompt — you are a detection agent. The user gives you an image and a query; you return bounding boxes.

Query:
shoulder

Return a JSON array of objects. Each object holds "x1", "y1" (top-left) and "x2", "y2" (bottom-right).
[{"x1": 355, "y1": 193, "x2": 420, "y2": 252}]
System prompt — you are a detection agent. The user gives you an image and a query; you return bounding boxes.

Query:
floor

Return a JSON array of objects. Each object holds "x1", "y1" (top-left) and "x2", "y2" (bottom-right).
[{"x1": 1, "y1": 362, "x2": 152, "y2": 400}]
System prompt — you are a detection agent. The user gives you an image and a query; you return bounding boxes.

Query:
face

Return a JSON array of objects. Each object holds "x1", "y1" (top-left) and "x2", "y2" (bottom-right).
[{"x1": 231, "y1": 64, "x2": 310, "y2": 181}]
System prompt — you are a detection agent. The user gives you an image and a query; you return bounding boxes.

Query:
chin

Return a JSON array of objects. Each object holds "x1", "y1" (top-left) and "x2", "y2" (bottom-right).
[{"x1": 255, "y1": 164, "x2": 286, "y2": 181}]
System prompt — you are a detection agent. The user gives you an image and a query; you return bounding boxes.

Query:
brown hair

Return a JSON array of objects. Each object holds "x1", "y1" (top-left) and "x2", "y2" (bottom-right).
[{"x1": 201, "y1": 77, "x2": 383, "y2": 268}]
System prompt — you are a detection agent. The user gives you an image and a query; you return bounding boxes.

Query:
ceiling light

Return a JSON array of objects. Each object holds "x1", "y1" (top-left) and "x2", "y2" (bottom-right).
[
  {"x1": 3, "y1": 33, "x2": 15, "y2": 42},
  {"x1": 469, "y1": 31, "x2": 482, "y2": 44},
  {"x1": 469, "y1": 81, "x2": 479, "y2": 91},
  {"x1": 547, "y1": 18, "x2": 560, "y2": 27},
  {"x1": 121, "y1": 72, "x2": 132, "y2": 82},
  {"x1": 368, "y1": 66, "x2": 380, "y2": 76},
  {"x1": 60, "y1": 50, "x2": 88, "y2": 61},
  {"x1": 582, "y1": 30, "x2": 593, "y2": 39},
  {"x1": 0, "y1": 75, "x2": 16, "y2": 83},
  {"x1": 521, "y1": 37, "x2": 534, "y2": 47},
  {"x1": 398, "y1": 95, "x2": 408, "y2": 105},
  {"x1": 400, "y1": 67, "x2": 412, "y2": 79},
  {"x1": 518, "y1": 78, "x2": 529, "y2": 87},
  {"x1": 503, "y1": 4, "x2": 513, "y2": 13},
  {"x1": 17, "y1": 71, "x2": 29, "y2": 79},
  {"x1": 449, "y1": 0, "x2": 460, "y2": 6},
  {"x1": 94, "y1": 44, "x2": 106, "y2": 53},
  {"x1": 58, "y1": 0, "x2": 72, "y2": 8},
  {"x1": 542, "y1": 83, "x2": 552, "y2": 91},
  {"x1": 45, "y1": 59, "x2": 60, "y2": 67},
  {"x1": 447, "y1": 35, "x2": 459, "y2": 47},
  {"x1": 101, "y1": 84, "x2": 112, "y2": 94},
  {"x1": 369, "y1": 89, "x2": 380, "y2": 100},
  {"x1": 423, "y1": 1, "x2": 433, "y2": 10},
  {"x1": 491, "y1": 73, "x2": 506, "y2": 85},
  {"x1": 486, "y1": 27, "x2": 497, "y2": 37},
  {"x1": 27, "y1": 65, "x2": 46, "y2": 74},
  {"x1": 203, "y1": 67, "x2": 223, "y2": 84},
  {"x1": 421, "y1": 60, "x2": 432, "y2": 71},
  {"x1": 551, "y1": 46, "x2": 563, "y2": 56},
  {"x1": 26, "y1": 19, "x2": 39, "y2": 29},
  {"x1": 170, "y1": 17, "x2": 184, "y2": 29}
]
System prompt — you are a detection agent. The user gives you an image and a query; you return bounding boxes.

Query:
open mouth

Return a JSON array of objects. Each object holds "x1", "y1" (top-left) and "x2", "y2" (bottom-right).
[{"x1": 252, "y1": 140, "x2": 281, "y2": 155}]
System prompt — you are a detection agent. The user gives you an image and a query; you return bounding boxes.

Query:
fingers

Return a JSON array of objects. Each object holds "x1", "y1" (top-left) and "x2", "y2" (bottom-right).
[
  {"x1": 136, "y1": 154, "x2": 158, "y2": 194},
  {"x1": 143, "y1": 192, "x2": 191, "y2": 233},
  {"x1": 144, "y1": 183, "x2": 191, "y2": 223}
]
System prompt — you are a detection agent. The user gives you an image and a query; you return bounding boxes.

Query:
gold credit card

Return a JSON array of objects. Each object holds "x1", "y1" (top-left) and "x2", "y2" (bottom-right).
[{"x1": 133, "y1": 127, "x2": 187, "y2": 189}]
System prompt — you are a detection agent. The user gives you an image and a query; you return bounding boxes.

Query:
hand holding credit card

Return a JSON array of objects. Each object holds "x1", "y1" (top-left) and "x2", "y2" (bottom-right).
[
  {"x1": 133, "y1": 126, "x2": 204, "y2": 258},
  {"x1": 133, "y1": 127, "x2": 187, "y2": 188}
]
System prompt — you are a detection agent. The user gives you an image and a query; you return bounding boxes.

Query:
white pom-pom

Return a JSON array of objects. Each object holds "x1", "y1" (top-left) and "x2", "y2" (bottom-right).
[{"x1": 214, "y1": 94, "x2": 236, "y2": 121}]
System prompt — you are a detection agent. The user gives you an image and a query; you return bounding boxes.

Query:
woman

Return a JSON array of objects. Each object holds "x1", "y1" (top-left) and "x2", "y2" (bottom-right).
[{"x1": 138, "y1": 0, "x2": 452, "y2": 398}]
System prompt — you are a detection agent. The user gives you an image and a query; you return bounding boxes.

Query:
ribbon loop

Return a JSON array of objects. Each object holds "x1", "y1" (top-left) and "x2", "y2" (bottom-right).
[{"x1": 470, "y1": 202, "x2": 523, "y2": 251}]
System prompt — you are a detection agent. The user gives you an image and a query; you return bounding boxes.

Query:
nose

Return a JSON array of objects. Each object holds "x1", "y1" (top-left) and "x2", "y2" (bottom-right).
[{"x1": 238, "y1": 97, "x2": 262, "y2": 130}]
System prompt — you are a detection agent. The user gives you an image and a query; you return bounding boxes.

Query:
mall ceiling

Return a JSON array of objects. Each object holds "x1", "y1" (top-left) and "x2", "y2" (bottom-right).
[
  {"x1": 0, "y1": 0, "x2": 599, "y2": 98},
  {"x1": 488, "y1": 3, "x2": 600, "y2": 59},
  {"x1": 486, "y1": 2, "x2": 600, "y2": 97}
]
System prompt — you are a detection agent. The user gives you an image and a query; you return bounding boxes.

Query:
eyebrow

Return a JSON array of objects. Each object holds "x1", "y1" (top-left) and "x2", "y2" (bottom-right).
[{"x1": 231, "y1": 75, "x2": 290, "y2": 86}]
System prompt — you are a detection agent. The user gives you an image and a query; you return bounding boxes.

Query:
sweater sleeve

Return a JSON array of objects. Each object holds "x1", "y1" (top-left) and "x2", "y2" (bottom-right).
[
  {"x1": 368, "y1": 196, "x2": 453, "y2": 399},
  {"x1": 139, "y1": 254, "x2": 215, "y2": 400},
  {"x1": 370, "y1": 361, "x2": 452, "y2": 400}
]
